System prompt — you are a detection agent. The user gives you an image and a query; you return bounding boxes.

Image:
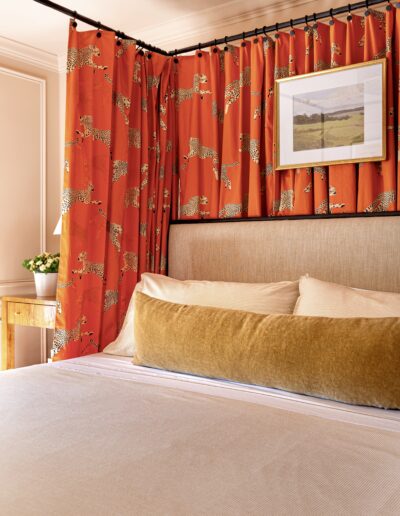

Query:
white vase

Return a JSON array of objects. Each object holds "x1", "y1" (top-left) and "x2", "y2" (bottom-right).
[{"x1": 34, "y1": 272, "x2": 58, "y2": 297}]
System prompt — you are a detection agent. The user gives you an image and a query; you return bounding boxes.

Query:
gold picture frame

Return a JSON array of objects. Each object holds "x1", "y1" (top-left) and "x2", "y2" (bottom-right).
[{"x1": 274, "y1": 58, "x2": 386, "y2": 170}]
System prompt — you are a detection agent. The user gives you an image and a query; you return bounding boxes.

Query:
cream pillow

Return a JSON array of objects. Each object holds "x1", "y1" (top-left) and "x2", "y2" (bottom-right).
[
  {"x1": 101, "y1": 280, "x2": 144, "y2": 357},
  {"x1": 103, "y1": 273, "x2": 299, "y2": 357},
  {"x1": 294, "y1": 275, "x2": 400, "y2": 318}
]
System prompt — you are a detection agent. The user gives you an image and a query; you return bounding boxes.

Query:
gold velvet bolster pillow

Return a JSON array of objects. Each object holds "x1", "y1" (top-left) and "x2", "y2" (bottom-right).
[{"x1": 133, "y1": 292, "x2": 400, "y2": 409}]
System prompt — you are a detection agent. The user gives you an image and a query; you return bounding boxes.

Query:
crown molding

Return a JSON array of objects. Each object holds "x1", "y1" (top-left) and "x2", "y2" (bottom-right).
[
  {"x1": 134, "y1": 0, "x2": 318, "y2": 52},
  {"x1": 0, "y1": 35, "x2": 60, "y2": 73},
  {"x1": 0, "y1": 0, "x2": 322, "y2": 71}
]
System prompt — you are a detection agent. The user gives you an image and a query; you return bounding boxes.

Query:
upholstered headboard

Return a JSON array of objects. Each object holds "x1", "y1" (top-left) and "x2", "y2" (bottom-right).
[{"x1": 168, "y1": 215, "x2": 400, "y2": 293}]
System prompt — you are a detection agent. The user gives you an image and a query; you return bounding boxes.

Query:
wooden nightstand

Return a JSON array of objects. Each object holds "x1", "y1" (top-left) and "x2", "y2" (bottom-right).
[{"x1": 1, "y1": 295, "x2": 57, "y2": 370}]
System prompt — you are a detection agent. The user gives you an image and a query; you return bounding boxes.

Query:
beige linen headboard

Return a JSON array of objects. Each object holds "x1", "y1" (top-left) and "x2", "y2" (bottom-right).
[{"x1": 168, "y1": 215, "x2": 400, "y2": 293}]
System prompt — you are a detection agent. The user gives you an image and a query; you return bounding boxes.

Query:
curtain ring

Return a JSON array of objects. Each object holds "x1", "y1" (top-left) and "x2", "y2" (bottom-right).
[
  {"x1": 304, "y1": 14, "x2": 310, "y2": 31},
  {"x1": 274, "y1": 22, "x2": 279, "y2": 39},
  {"x1": 289, "y1": 19, "x2": 295, "y2": 36},
  {"x1": 386, "y1": 0, "x2": 392, "y2": 11},
  {"x1": 173, "y1": 49, "x2": 179, "y2": 63},
  {"x1": 241, "y1": 31, "x2": 246, "y2": 47},
  {"x1": 197, "y1": 42, "x2": 202, "y2": 57},
  {"x1": 329, "y1": 8, "x2": 334, "y2": 25},
  {"x1": 96, "y1": 21, "x2": 102, "y2": 38},
  {"x1": 71, "y1": 11, "x2": 77, "y2": 28},
  {"x1": 365, "y1": 0, "x2": 370, "y2": 16},
  {"x1": 347, "y1": 3, "x2": 353, "y2": 20},
  {"x1": 313, "y1": 12, "x2": 317, "y2": 27},
  {"x1": 253, "y1": 28, "x2": 259, "y2": 44},
  {"x1": 213, "y1": 39, "x2": 218, "y2": 53}
]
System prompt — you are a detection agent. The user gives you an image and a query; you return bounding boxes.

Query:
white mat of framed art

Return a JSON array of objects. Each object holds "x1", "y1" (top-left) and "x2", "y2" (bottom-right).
[{"x1": 275, "y1": 59, "x2": 386, "y2": 170}]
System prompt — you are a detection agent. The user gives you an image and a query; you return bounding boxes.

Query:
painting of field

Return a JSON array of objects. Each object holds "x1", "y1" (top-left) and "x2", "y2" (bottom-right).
[{"x1": 293, "y1": 84, "x2": 364, "y2": 152}]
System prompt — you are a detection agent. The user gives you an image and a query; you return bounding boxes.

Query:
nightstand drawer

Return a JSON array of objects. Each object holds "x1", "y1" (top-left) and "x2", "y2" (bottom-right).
[{"x1": 8, "y1": 302, "x2": 56, "y2": 329}]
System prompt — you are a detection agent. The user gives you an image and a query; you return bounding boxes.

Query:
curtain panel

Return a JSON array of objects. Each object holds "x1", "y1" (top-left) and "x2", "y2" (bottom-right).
[
  {"x1": 53, "y1": 24, "x2": 176, "y2": 359},
  {"x1": 54, "y1": 7, "x2": 399, "y2": 359},
  {"x1": 176, "y1": 7, "x2": 398, "y2": 219}
]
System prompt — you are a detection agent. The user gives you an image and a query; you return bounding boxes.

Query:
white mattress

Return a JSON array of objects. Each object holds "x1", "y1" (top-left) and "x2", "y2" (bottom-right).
[{"x1": 53, "y1": 352, "x2": 400, "y2": 433}]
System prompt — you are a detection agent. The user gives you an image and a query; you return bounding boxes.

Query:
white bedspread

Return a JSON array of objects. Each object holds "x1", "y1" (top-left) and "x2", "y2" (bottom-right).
[
  {"x1": 1, "y1": 353, "x2": 400, "y2": 515},
  {"x1": 54, "y1": 353, "x2": 400, "y2": 432}
]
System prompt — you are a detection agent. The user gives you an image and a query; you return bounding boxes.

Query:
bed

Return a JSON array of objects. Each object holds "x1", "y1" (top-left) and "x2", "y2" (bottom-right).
[{"x1": 1, "y1": 215, "x2": 400, "y2": 515}]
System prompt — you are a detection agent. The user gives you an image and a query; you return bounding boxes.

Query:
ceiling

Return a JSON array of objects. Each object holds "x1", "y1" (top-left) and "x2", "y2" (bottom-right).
[{"x1": 0, "y1": 0, "x2": 343, "y2": 63}]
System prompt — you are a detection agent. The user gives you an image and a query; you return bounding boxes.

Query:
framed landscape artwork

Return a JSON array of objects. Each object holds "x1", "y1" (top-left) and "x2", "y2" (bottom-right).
[{"x1": 274, "y1": 58, "x2": 386, "y2": 170}]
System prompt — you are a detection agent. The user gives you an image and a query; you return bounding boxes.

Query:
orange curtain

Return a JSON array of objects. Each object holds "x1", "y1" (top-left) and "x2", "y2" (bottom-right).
[
  {"x1": 53, "y1": 24, "x2": 175, "y2": 359},
  {"x1": 55, "y1": 7, "x2": 400, "y2": 358},
  {"x1": 177, "y1": 7, "x2": 398, "y2": 219}
]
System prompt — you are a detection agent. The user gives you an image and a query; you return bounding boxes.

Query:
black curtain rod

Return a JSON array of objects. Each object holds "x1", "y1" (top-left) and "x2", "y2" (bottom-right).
[
  {"x1": 33, "y1": 0, "x2": 389, "y2": 57},
  {"x1": 32, "y1": 0, "x2": 169, "y2": 55},
  {"x1": 174, "y1": 0, "x2": 389, "y2": 55}
]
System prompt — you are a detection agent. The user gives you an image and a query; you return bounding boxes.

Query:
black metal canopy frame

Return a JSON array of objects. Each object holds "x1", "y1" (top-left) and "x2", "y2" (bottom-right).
[
  {"x1": 170, "y1": 211, "x2": 400, "y2": 225},
  {"x1": 34, "y1": 0, "x2": 393, "y2": 56}
]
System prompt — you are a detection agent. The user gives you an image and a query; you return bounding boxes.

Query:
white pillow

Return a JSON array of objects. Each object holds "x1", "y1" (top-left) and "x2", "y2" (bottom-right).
[
  {"x1": 103, "y1": 273, "x2": 299, "y2": 357},
  {"x1": 294, "y1": 275, "x2": 400, "y2": 318},
  {"x1": 102, "y1": 280, "x2": 144, "y2": 357}
]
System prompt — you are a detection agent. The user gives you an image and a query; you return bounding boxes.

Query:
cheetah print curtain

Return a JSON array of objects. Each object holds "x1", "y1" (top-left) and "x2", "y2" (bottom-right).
[
  {"x1": 177, "y1": 6, "x2": 398, "y2": 218},
  {"x1": 55, "y1": 8, "x2": 400, "y2": 358},
  {"x1": 53, "y1": 23, "x2": 177, "y2": 359}
]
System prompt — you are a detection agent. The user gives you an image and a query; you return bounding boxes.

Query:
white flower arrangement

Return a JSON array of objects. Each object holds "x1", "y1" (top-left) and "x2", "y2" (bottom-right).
[{"x1": 22, "y1": 252, "x2": 60, "y2": 274}]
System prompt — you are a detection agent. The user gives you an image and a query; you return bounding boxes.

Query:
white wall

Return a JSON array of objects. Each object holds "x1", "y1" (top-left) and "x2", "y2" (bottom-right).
[{"x1": 0, "y1": 53, "x2": 62, "y2": 368}]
